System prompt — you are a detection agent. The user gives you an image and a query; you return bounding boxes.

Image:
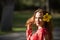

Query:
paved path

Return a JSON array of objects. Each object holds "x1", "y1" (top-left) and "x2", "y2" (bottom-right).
[
  {"x1": 53, "y1": 27, "x2": 60, "y2": 40},
  {"x1": 0, "y1": 27, "x2": 60, "y2": 40},
  {"x1": 0, "y1": 32, "x2": 26, "y2": 40}
]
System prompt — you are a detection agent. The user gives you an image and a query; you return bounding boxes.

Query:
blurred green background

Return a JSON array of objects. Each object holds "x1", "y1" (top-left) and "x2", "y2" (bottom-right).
[
  {"x1": 12, "y1": 10, "x2": 60, "y2": 32},
  {"x1": 0, "y1": 0, "x2": 60, "y2": 35}
]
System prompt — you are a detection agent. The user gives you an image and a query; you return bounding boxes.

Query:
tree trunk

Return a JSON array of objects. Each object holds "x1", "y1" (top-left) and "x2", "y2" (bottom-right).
[
  {"x1": 0, "y1": 0, "x2": 3, "y2": 22},
  {"x1": 1, "y1": 0, "x2": 15, "y2": 32},
  {"x1": 0, "y1": 4, "x2": 2, "y2": 22},
  {"x1": 46, "y1": 0, "x2": 51, "y2": 14}
]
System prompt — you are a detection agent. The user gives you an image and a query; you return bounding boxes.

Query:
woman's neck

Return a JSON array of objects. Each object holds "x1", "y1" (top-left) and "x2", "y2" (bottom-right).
[
  {"x1": 38, "y1": 26, "x2": 43, "y2": 29},
  {"x1": 38, "y1": 26, "x2": 42, "y2": 29}
]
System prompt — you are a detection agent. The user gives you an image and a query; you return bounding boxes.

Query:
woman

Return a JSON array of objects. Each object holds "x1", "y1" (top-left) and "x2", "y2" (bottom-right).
[{"x1": 25, "y1": 8, "x2": 53, "y2": 40}]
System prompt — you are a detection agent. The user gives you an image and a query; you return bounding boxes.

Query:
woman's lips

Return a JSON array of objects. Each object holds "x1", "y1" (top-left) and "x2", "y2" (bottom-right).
[{"x1": 36, "y1": 23, "x2": 40, "y2": 24}]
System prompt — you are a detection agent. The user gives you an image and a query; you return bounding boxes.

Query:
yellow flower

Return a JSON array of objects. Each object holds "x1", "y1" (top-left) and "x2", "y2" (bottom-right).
[{"x1": 43, "y1": 13, "x2": 52, "y2": 22}]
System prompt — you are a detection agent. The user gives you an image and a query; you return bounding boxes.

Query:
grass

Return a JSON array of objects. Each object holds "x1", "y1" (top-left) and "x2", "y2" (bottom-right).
[
  {"x1": 0, "y1": 32, "x2": 7, "y2": 35},
  {"x1": 0, "y1": 31, "x2": 13, "y2": 35},
  {"x1": 13, "y1": 11, "x2": 33, "y2": 25},
  {"x1": 12, "y1": 27, "x2": 26, "y2": 32}
]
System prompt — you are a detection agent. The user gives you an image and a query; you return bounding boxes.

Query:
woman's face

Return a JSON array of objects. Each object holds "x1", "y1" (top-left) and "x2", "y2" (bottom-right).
[{"x1": 35, "y1": 11, "x2": 44, "y2": 26}]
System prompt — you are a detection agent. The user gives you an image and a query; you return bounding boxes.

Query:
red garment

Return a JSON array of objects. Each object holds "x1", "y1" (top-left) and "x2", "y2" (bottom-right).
[{"x1": 26, "y1": 27, "x2": 48, "y2": 40}]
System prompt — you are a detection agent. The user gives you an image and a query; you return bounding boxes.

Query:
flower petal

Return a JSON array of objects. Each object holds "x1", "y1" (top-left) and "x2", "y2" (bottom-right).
[
  {"x1": 43, "y1": 13, "x2": 52, "y2": 22},
  {"x1": 47, "y1": 19, "x2": 50, "y2": 22},
  {"x1": 46, "y1": 13, "x2": 48, "y2": 15}
]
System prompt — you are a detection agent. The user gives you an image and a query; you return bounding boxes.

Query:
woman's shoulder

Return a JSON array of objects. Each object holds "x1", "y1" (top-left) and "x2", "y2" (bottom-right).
[
  {"x1": 39, "y1": 28, "x2": 48, "y2": 33},
  {"x1": 37, "y1": 27, "x2": 48, "y2": 34}
]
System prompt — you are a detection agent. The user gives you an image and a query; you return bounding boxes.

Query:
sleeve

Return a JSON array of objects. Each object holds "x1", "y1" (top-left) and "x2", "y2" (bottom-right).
[{"x1": 26, "y1": 25, "x2": 32, "y2": 40}]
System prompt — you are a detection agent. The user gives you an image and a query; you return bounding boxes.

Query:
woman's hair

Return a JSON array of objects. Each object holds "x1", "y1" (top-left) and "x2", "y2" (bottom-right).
[
  {"x1": 25, "y1": 8, "x2": 53, "y2": 31},
  {"x1": 25, "y1": 15, "x2": 35, "y2": 26}
]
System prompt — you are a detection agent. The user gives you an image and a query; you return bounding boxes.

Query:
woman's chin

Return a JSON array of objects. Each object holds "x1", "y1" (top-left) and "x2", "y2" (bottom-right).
[{"x1": 36, "y1": 24, "x2": 40, "y2": 26}]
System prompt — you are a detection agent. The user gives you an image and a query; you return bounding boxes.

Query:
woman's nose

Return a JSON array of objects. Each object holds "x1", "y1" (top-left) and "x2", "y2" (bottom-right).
[
  {"x1": 40, "y1": 19, "x2": 42, "y2": 21},
  {"x1": 37, "y1": 18, "x2": 38, "y2": 21}
]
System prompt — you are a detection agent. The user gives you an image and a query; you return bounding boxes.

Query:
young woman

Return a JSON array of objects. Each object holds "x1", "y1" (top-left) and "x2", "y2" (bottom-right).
[{"x1": 25, "y1": 8, "x2": 53, "y2": 40}]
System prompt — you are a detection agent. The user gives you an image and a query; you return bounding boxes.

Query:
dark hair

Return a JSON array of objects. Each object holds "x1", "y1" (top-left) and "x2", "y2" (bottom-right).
[{"x1": 34, "y1": 8, "x2": 48, "y2": 15}]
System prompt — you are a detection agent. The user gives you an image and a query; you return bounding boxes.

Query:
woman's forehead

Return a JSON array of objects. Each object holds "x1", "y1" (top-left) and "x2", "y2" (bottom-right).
[{"x1": 35, "y1": 12, "x2": 40, "y2": 17}]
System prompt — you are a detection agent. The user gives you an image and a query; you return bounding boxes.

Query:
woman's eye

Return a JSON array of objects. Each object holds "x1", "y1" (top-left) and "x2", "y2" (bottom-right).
[
  {"x1": 39, "y1": 17, "x2": 43, "y2": 19},
  {"x1": 39, "y1": 17, "x2": 41, "y2": 19}
]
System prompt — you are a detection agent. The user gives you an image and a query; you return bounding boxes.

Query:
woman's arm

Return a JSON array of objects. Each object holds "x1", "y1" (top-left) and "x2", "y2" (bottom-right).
[
  {"x1": 26, "y1": 24, "x2": 32, "y2": 37},
  {"x1": 26, "y1": 24, "x2": 32, "y2": 40}
]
